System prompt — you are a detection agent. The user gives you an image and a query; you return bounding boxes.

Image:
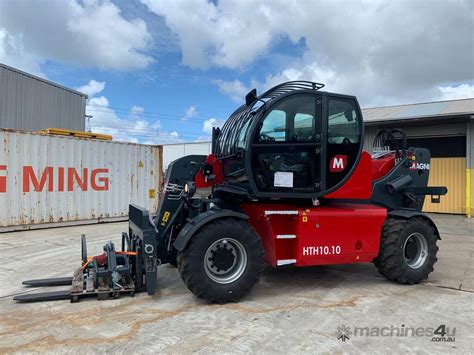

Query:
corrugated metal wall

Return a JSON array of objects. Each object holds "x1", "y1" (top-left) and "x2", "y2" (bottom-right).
[
  {"x1": 0, "y1": 129, "x2": 162, "y2": 231},
  {"x1": 163, "y1": 142, "x2": 212, "y2": 169},
  {"x1": 0, "y1": 65, "x2": 86, "y2": 131},
  {"x1": 423, "y1": 158, "x2": 466, "y2": 214}
]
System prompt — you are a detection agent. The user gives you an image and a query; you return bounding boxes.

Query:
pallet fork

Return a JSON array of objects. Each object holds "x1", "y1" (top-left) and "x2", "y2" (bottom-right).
[{"x1": 15, "y1": 205, "x2": 156, "y2": 303}]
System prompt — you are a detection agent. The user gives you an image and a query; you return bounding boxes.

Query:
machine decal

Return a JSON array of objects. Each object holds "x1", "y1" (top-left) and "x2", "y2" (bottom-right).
[
  {"x1": 410, "y1": 162, "x2": 430, "y2": 171},
  {"x1": 302, "y1": 211, "x2": 308, "y2": 222},
  {"x1": 274, "y1": 171, "x2": 294, "y2": 188},
  {"x1": 144, "y1": 243, "x2": 154, "y2": 254},
  {"x1": 303, "y1": 245, "x2": 342, "y2": 256},
  {"x1": 330, "y1": 155, "x2": 347, "y2": 172},
  {"x1": 160, "y1": 211, "x2": 171, "y2": 226}
]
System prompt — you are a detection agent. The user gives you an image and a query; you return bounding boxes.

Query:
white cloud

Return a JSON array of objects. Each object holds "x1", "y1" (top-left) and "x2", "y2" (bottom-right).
[
  {"x1": 248, "y1": 62, "x2": 338, "y2": 96},
  {"x1": 182, "y1": 105, "x2": 198, "y2": 120},
  {"x1": 0, "y1": 28, "x2": 44, "y2": 76},
  {"x1": 0, "y1": 0, "x2": 153, "y2": 72},
  {"x1": 214, "y1": 79, "x2": 250, "y2": 103},
  {"x1": 76, "y1": 80, "x2": 106, "y2": 98},
  {"x1": 142, "y1": 0, "x2": 274, "y2": 69},
  {"x1": 203, "y1": 118, "x2": 225, "y2": 135},
  {"x1": 81, "y1": 80, "x2": 182, "y2": 144},
  {"x1": 144, "y1": 0, "x2": 473, "y2": 106},
  {"x1": 214, "y1": 63, "x2": 340, "y2": 104},
  {"x1": 437, "y1": 84, "x2": 474, "y2": 101}
]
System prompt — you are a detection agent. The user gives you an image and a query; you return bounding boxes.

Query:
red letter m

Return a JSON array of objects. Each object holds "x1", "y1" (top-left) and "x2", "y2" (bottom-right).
[
  {"x1": 330, "y1": 155, "x2": 348, "y2": 173},
  {"x1": 23, "y1": 166, "x2": 54, "y2": 192}
]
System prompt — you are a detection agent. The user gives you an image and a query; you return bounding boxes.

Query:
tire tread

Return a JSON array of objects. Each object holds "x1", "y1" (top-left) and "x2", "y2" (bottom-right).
[{"x1": 375, "y1": 216, "x2": 438, "y2": 284}]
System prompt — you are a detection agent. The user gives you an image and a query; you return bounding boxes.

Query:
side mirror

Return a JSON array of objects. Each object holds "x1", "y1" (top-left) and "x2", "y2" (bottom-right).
[{"x1": 245, "y1": 89, "x2": 258, "y2": 106}]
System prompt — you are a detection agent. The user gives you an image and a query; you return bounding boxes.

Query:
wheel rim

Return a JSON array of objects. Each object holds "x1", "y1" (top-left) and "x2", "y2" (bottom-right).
[
  {"x1": 403, "y1": 232, "x2": 428, "y2": 269},
  {"x1": 204, "y1": 238, "x2": 247, "y2": 284}
]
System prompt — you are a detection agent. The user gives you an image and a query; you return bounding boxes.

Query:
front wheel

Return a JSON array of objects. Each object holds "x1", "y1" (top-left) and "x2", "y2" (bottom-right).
[
  {"x1": 375, "y1": 217, "x2": 439, "y2": 284},
  {"x1": 177, "y1": 218, "x2": 265, "y2": 303}
]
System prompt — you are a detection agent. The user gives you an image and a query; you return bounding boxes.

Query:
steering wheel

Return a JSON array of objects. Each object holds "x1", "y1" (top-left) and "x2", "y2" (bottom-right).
[{"x1": 259, "y1": 133, "x2": 275, "y2": 142}]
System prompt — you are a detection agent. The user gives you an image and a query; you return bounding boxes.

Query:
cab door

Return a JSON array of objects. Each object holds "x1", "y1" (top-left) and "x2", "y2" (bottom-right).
[
  {"x1": 325, "y1": 95, "x2": 363, "y2": 190},
  {"x1": 249, "y1": 93, "x2": 323, "y2": 197}
]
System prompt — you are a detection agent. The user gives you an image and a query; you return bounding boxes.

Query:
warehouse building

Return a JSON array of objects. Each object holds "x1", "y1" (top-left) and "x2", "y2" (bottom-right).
[
  {"x1": 162, "y1": 97, "x2": 474, "y2": 216},
  {"x1": 0, "y1": 64, "x2": 87, "y2": 131}
]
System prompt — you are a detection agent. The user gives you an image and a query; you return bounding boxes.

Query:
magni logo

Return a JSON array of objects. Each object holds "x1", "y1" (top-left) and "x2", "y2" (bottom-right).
[{"x1": 330, "y1": 155, "x2": 347, "y2": 172}]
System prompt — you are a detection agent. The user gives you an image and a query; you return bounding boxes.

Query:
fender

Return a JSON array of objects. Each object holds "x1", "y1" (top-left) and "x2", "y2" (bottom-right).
[
  {"x1": 173, "y1": 209, "x2": 249, "y2": 251},
  {"x1": 388, "y1": 209, "x2": 441, "y2": 239}
]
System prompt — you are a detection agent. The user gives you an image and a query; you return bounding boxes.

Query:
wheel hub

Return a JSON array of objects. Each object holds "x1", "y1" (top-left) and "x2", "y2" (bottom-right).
[
  {"x1": 403, "y1": 232, "x2": 428, "y2": 269},
  {"x1": 204, "y1": 238, "x2": 247, "y2": 284},
  {"x1": 210, "y1": 245, "x2": 236, "y2": 272}
]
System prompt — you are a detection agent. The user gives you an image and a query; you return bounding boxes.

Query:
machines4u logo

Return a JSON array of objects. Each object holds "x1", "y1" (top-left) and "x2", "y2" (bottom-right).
[{"x1": 336, "y1": 324, "x2": 455, "y2": 342}]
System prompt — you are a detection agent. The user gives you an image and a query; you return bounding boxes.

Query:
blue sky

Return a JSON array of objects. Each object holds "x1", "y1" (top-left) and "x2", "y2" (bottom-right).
[{"x1": 0, "y1": 0, "x2": 472, "y2": 144}]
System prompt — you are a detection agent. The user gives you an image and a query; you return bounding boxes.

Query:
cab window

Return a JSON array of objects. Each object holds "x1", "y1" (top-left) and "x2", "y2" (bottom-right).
[
  {"x1": 252, "y1": 94, "x2": 321, "y2": 193},
  {"x1": 326, "y1": 97, "x2": 362, "y2": 188},
  {"x1": 259, "y1": 110, "x2": 286, "y2": 142},
  {"x1": 257, "y1": 95, "x2": 317, "y2": 143},
  {"x1": 328, "y1": 99, "x2": 360, "y2": 144}
]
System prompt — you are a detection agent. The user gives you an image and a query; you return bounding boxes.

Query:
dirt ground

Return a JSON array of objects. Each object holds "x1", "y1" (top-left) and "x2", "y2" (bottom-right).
[{"x1": 0, "y1": 214, "x2": 472, "y2": 353}]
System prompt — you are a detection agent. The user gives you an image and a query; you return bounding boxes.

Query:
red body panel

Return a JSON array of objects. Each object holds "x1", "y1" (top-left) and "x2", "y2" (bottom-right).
[
  {"x1": 325, "y1": 151, "x2": 373, "y2": 199},
  {"x1": 194, "y1": 154, "x2": 224, "y2": 188},
  {"x1": 371, "y1": 153, "x2": 396, "y2": 181},
  {"x1": 240, "y1": 203, "x2": 387, "y2": 267}
]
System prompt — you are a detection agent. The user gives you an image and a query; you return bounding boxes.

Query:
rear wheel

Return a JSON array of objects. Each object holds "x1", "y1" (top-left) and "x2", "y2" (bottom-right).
[
  {"x1": 375, "y1": 217, "x2": 438, "y2": 284},
  {"x1": 177, "y1": 218, "x2": 265, "y2": 303}
]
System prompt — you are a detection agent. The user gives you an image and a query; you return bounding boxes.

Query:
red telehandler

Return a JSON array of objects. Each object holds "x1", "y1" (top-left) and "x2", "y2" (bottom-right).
[{"x1": 16, "y1": 81, "x2": 447, "y2": 303}]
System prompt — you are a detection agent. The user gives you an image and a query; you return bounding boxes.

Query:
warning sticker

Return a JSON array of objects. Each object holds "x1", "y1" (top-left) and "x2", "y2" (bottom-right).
[
  {"x1": 274, "y1": 171, "x2": 293, "y2": 188},
  {"x1": 149, "y1": 189, "x2": 156, "y2": 198}
]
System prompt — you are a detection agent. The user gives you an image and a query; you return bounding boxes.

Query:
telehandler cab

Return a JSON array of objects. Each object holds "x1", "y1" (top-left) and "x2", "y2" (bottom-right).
[{"x1": 16, "y1": 81, "x2": 447, "y2": 303}]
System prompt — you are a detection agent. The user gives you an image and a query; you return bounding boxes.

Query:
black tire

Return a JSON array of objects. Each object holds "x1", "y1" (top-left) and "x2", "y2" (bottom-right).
[
  {"x1": 168, "y1": 250, "x2": 178, "y2": 267},
  {"x1": 375, "y1": 217, "x2": 438, "y2": 284},
  {"x1": 177, "y1": 218, "x2": 265, "y2": 303}
]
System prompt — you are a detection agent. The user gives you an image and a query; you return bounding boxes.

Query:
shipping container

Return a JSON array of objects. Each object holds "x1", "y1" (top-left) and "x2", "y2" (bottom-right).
[
  {"x1": 0, "y1": 129, "x2": 162, "y2": 232},
  {"x1": 162, "y1": 141, "x2": 212, "y2": 169}
]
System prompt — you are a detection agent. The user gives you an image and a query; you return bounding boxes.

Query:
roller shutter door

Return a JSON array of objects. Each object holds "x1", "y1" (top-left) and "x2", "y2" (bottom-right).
[
  {"x1": 423, "y1": 157, "x2": 466, "y2": 214},
  {"x1": 404, "y1": 136, "x2": 466, "y2": 214}
]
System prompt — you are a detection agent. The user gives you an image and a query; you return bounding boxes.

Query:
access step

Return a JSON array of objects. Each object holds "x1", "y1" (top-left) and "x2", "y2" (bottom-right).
[
  {"x1": 264, "y1": 210, "x2": 299, "y2": 216},
  {"x1": 277, "y1": 259, "x2": 297, "y2": 266},
  {"x1": 276, "y1": 234, "x2": 297, "y2": 239}
]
